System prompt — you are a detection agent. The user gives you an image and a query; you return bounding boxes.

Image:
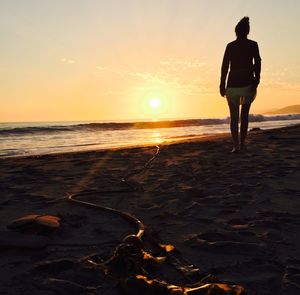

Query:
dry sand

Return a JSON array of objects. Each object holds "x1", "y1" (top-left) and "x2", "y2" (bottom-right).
[{"x1": 0, "y1": 124, "x2": 299, "y2": 294}]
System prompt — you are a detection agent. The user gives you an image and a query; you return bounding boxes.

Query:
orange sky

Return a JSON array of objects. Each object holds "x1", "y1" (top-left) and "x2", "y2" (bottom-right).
[{"x1": 1, "y1": 1, "x2": 299, "y2": 122}]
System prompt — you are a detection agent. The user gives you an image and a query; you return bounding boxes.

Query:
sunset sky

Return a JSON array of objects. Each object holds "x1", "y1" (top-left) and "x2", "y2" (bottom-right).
[{"x1": 1, "y1": 0, "x2": 299, "y2": 122}]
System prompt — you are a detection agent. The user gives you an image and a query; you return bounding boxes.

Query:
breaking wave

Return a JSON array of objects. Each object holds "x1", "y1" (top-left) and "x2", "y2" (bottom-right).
[{"x1": 1, "y1": 114, "x2": 299, "y2": 136}]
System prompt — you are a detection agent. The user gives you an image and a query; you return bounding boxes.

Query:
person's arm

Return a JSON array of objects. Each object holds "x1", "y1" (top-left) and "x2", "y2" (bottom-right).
[
  {"x1": 220, "y1": 44, "x2": 230, "y2": 96},
  {"x1": 253, "y1": 42, "x2": 261, "y2": 87}
]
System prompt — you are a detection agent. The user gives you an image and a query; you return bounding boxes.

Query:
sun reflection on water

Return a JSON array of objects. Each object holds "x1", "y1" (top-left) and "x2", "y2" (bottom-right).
[{"x1": 152, "y1": 132, "x2": 163, "y2": 143}]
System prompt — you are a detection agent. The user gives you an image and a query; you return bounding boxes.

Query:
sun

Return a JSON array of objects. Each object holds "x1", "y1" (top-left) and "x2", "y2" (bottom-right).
[
  {"x1": 140, "y1": 93, "x2": 168, "y2": 120},
  {"x1": 149, "y1": 97, "x2": 161, "y2": 109}
]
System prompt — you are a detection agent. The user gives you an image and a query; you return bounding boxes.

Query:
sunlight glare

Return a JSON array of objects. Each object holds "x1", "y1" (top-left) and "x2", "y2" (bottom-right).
[
  {"x1": 149, "y1": 97, "x2": 161, "y2": 109},
  {"x1": 152, "y1": 132, "x2": 162, "y2": 143}
]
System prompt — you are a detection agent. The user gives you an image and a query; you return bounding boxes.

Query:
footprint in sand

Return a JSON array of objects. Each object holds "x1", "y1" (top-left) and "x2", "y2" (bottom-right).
[{"x1": 282, "y1": 258, "x2": 300, "y2": 293}]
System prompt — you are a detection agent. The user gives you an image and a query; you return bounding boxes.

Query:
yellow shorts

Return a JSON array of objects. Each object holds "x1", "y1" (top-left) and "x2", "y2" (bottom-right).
[{"x1": 225, "y1": 85, "x2": 256, "y2": 106}]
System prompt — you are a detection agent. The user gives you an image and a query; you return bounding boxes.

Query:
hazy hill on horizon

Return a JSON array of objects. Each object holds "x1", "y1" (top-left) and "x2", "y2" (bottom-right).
[{"x1": 263, "y1": 105, "x2": 300, "y2": 115}]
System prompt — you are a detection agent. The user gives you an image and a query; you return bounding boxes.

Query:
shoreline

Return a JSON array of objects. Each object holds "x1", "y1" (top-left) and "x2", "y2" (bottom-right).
[
  {"x1": 0, "y1": 122, "x2": 297, "y2": 161},
  {"x1": 1, "y1": 132, "x2": 230, "y2": 160},
  {"x1": 0, "y1": 124, "x2": 299, "y2": 294},
  {"x1": 1, "y1": 119, "x2": 300, "y2": 159}
]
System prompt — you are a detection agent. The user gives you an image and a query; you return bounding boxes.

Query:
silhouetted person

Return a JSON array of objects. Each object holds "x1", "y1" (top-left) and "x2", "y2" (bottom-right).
[{"x1": 220, "y1": 17, "x2": 261, "y2": 152}]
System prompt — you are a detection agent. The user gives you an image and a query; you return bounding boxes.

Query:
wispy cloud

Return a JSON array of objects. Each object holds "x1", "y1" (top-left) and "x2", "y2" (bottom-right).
[
  {"x1": 160, "y1": 58, "x2": 207, "y2": 70},
  {"x1": 61, "y1": 58, "x2": 75, "y2": 64},
  {"x1": 94, "y1": 59, "x2": 215, "y2": 96},
  {"x1": 96, "y1": 66, "x2": 110, "y2": 71},
  {"x1": 263, "y1": 68, "x2": 300, "y2": 90}
]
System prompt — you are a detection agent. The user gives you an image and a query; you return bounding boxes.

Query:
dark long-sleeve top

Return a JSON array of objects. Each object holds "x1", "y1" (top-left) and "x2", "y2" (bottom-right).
[{"x1": 220, "y1": 38, "x2": 261, "y2": 88}]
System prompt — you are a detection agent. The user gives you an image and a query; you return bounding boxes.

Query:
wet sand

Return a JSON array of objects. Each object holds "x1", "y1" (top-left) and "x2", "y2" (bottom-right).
[{"x1": 0, "y1": 124, "x2": 299, "y2": 294}]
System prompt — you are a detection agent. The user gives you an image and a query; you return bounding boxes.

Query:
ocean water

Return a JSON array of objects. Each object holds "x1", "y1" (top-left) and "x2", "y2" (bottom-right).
[{"x1": 0, "y1": 115, "x2": 299, "y2": 158}]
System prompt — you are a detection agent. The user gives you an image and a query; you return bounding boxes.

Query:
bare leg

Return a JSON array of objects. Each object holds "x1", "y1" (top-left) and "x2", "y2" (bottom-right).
[
  {"x1": 228, "y1": 102, "x2": 240, "y2": 151},
  {"x1": 240, "y1": 103, "x2": 251, "y2": 148}
]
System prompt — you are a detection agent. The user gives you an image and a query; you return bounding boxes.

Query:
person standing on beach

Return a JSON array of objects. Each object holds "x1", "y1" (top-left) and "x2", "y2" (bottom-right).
[{"x1": 220, "y1": 17, "x2": 261, "y2": 152}]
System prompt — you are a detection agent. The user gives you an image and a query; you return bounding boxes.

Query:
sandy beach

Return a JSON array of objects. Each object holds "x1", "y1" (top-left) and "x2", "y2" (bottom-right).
[{"x1": 0, "y1": 124, "x2": 299, "y2": 295}]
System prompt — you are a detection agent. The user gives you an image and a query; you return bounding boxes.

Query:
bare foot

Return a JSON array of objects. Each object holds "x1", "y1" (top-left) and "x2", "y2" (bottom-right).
[{"x1": 231, "y1": 147, "x2": 239, "y2": 153}]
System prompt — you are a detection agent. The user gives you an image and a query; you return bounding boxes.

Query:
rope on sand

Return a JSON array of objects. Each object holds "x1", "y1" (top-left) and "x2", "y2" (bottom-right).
[
  {"x1": 67, "y1": 191, "x2": 145, "y2": 239},
  {"x1": 67, "y1": 145, "x2": 160, "y2": 240}
]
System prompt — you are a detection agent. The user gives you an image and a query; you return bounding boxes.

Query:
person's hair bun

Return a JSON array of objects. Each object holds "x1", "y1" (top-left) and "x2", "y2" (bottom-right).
[{"x1": 235, "y1": 17, "x2": 250, "y2": 37}]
